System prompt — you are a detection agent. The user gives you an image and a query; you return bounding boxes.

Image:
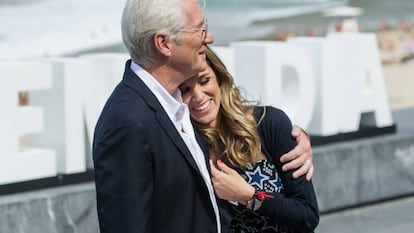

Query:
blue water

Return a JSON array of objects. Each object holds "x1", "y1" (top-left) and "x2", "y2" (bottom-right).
[
  {"x1": 206, "y1": 1, "x2": 345, "y2": 26},
  {"x1": 0, "y1": 0, "x2": 413, "y2": 59},
  {"x1": 205, "y1": 0, "x2": 414, "y2": 44}
]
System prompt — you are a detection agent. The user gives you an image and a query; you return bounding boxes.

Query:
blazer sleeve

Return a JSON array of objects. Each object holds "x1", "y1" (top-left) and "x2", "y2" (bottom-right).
[
  {"x1": 93, "y1": 103, "x2": 153, "y2": 233},
  {"x1": 255, "y1": 106, "x2": 319, "y2": 232}
]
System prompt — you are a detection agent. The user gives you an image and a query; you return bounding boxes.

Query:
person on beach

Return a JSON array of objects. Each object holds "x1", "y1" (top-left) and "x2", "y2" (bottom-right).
[
  {"x1": 179, "y1": 46, "x2": 319, "y2": 232},
  {"x1": 93, "y1": 0, "x2": 314, "y2": 233}
]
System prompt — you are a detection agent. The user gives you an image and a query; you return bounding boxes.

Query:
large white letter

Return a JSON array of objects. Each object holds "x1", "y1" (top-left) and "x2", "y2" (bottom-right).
[
  {"x1": 287, "y1": 37, "x2": 339, "y2": 135},
  {"x1": 29, "y1": 58, "x2": 87, "y2": 174},
  {"x1": 0, "y1": 61, "x2": 56, "y2": 185},
  {"x1": 324, "y1": 33, "x2": 393, "y2": 133},
  {"x1": 231, "y1": 41, "x2": 316, "y2": 128}
]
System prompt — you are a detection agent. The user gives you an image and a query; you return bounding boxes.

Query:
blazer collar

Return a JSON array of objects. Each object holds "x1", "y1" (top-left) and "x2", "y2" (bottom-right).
[{"x1": 122, "y1": 59, "x2": 203, "y2": 175}]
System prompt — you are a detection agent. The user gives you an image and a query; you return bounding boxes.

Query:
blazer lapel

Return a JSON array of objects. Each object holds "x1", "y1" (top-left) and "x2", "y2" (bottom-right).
[
  {"x1": 122, "y1": 60, "x2": 202, "y2": 175},
  {"x1": 155, "y1": 111, "x2": 201, "y2": 174}
]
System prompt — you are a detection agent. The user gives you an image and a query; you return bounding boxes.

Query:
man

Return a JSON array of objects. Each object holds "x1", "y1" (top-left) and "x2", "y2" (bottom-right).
[{"x1": 93, "y1": 0, "x2": 313, "y2": 233}]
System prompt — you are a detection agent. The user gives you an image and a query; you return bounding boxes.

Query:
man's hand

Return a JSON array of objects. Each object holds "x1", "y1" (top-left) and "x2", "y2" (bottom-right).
[{"x1": 280, "y1": 125, "x2": 314, "y2": 181}]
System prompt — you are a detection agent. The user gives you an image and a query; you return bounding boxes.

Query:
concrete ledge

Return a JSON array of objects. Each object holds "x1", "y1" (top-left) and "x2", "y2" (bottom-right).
[
  {"x1": 0, "y1": 183, "x2": 98, "y2": 233},
  {"x1": 314, "y1": 133, "x2": 414, "y2": 212},
  {"x1": 314, "y1": 108, "x2": 414, "y2": 212}
]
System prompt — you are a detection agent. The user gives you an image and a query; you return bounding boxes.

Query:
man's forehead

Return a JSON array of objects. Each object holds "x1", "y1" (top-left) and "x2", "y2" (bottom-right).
[{"x1": 182, "y1": 0, "x2": 204, "y2": 24}]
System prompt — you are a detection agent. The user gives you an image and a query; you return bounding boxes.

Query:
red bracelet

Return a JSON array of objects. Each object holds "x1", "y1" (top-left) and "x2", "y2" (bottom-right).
[
  {"x1": 256, "y1": 191, "x2": 274, "y2": 201},
  {"x1": 246, "y1": 190, "x2": 274, "y2": 211}
]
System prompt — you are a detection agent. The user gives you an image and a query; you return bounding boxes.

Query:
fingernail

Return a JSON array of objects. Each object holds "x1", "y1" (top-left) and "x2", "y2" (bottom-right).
[{"x1": 217, "y1": 159, "x2": 222, "y2": 164}]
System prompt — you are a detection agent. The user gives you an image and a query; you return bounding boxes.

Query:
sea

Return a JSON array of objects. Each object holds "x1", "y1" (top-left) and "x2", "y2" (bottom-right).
[{"x1": 1, "y1": 0, "x2": 413, "y2": 60}]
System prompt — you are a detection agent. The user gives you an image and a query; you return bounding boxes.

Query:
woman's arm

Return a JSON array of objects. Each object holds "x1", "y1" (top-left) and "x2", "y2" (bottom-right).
[
  {"x1": 255, "y1": 106, "x2": 314, "y2": 181},
  {"x1": 257, "y1": 106, "x2": 319, "y2": 232}
]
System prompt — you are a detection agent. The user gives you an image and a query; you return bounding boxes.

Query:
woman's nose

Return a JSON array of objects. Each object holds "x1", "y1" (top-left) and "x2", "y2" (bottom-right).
[{"x1": 190, "y1": 86, "x2": 203, "y2": 102}]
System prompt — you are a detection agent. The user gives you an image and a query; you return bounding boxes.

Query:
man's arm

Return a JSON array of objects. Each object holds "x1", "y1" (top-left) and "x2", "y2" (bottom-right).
[
  {"x1": 93, "y1": 118, "x2": 153, "y2": 233},
  {"x1": 280, "y1": 125, "x2": 314, "y2": 181}
]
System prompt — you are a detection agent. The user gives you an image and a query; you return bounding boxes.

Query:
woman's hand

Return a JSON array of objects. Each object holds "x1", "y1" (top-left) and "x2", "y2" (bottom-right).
[{"x1": 209, "y1": 159, "x2": 255, "y2": 205}]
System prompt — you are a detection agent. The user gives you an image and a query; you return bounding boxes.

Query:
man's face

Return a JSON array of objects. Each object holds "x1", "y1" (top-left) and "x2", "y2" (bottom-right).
[{"x1": 170, "y1": 0, "x2": 214, "y2": 79}]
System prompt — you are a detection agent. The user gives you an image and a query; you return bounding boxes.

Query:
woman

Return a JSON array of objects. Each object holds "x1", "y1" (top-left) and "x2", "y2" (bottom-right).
[{"x1": 179, "y1": 47, "x2": 319, "y2": 232}]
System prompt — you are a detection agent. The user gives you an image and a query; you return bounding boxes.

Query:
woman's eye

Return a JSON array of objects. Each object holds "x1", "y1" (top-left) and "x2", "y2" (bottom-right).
[{"x1": 200, "y1": 77, "x2": 210, "y2": 84}]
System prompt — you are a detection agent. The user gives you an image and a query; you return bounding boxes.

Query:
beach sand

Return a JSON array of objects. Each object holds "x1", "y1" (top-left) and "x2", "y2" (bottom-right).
[
  {"x1": 375, "y1": 24, "x2": 414, "y2": 110},
  {"x1": 383, "y1": 62, "x2": 414, "y2": 110}
]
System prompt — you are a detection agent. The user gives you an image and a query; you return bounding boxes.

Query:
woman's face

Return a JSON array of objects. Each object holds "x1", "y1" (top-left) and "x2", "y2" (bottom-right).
[{"x1": 180, "y1": 65, "x2": 221, "y2": 128}]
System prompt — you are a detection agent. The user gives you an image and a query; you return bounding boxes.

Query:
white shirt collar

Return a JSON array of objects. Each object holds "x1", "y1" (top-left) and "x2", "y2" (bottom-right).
[{"x1": 130, "y1": 61, "x2": 187, "y2": 130}]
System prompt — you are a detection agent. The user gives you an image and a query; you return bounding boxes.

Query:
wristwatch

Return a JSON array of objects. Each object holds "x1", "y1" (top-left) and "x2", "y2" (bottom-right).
[{"x1": 246, "y1": 190, "x2": 274, "y2": 211}]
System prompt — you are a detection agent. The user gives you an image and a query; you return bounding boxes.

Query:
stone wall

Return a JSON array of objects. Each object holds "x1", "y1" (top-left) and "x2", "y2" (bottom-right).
[
  {"x1": 1, "y1": 109, "x2": 413, "y2": 233},
  {"x1": 0, "y1": 184, "x2": 98, "y2": 233},
  {"x1": 313, "y1": 133, "x2": 414, "y2": 212}
]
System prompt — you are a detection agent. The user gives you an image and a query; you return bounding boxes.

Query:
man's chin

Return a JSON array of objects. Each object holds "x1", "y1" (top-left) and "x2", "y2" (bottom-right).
[{"x1": 198, "y1": 60, "x2": 208, "y2": 71}]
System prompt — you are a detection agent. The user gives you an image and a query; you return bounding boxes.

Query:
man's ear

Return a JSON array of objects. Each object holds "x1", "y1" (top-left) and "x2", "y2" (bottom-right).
[{"x1": 153, "y1": 32, "x2": 172, "y2": 57}]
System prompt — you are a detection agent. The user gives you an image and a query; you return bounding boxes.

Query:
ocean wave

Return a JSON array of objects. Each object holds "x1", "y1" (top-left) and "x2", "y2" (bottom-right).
[{"x1": 205, "y1": 0, "x2": 345, "y2": 28}]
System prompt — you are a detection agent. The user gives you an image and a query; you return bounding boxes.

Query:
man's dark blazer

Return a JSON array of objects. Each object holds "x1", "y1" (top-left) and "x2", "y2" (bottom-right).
[{"x1": 93, "y1": 60, "x2": 229, "y2": 233}]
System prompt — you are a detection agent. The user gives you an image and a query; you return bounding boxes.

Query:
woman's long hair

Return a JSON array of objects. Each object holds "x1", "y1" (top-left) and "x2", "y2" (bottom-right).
[{"x1": 193, "y1": 47, "x2": 262, "y2": 169}]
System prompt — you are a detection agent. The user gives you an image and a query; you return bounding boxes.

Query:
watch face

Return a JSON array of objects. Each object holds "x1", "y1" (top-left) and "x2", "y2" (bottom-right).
[
  {"x1": 253, "y1": 199, "x2": 262, "y2": 211},
  {"x1": 246, "y1": 198, "x2": 255, "y2": 210},
  {"x1": 246, "y1": 197, "x2": 263, "y2": 211}
]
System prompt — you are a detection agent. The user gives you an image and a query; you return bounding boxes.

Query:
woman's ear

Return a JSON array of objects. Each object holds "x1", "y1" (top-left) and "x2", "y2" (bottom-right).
[{"x1": 153, "y1": 32, "x2": 172, "y2": 57}]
